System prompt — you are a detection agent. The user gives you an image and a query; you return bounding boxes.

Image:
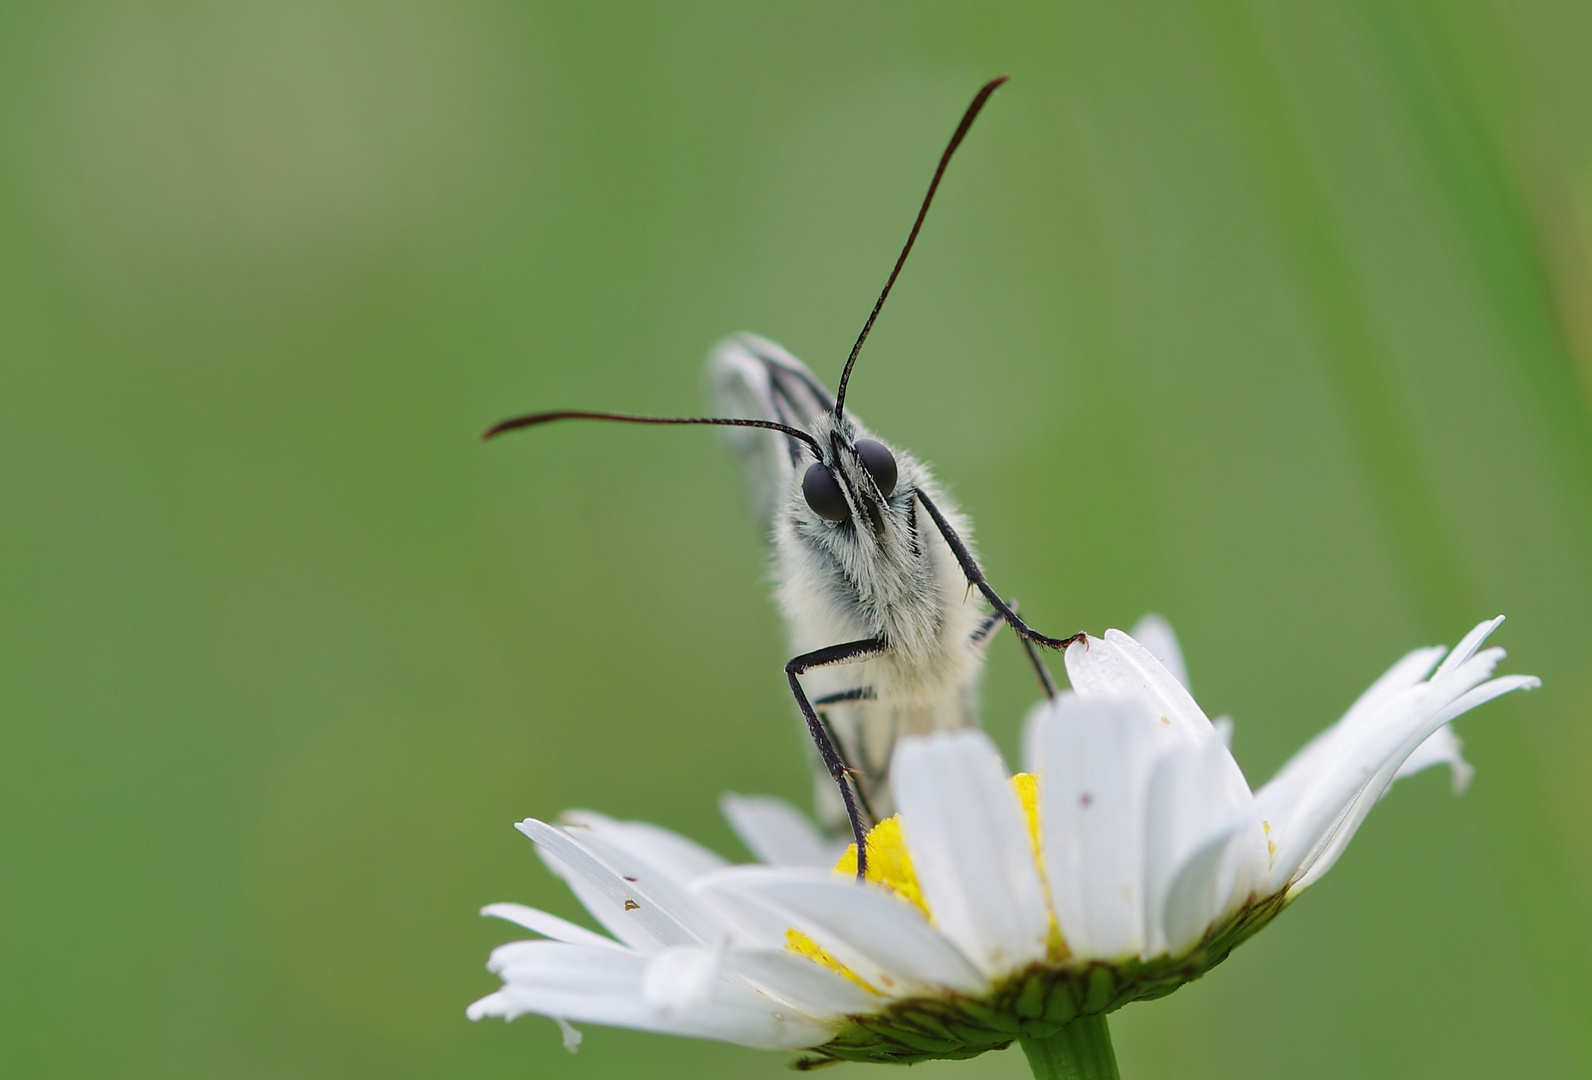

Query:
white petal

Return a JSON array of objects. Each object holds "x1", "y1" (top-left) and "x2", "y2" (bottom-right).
[
  {"x1": 720, "y1": 793, "x2": 836, "y2": 867},
  {"x1": 518, "y1": 819, "x2": 704, "y2": 952},
  {"x1": 466, "y1": 990, "x2": 516, "y2": 1021},
  {"x1": 480, "y1": 902, "x2": 624, "y2": 951},
  {"x1": 555, "y1": 1017, "x2": 582, "y2": 1053},
  {"x1": 1158, "y1": 830, "x2": 1228, "y2": 958},
  {"x1": 1395, "y1": 724, "x2": 1473, "y2": 794},
  {"x1": 1260, "y1": 620, "x2": 1533, "y2": 892},
  {"x1": 1260, "y1": 656, "x2": 1509, "y2": 892},
  {"x1": 1065, "y1": 631, "x2": 1213, "y2": 742},
  {"x1": 1264, "y1": 645, "x2": 1446, "y2": 803},
  {"x1": 643, "y1": 944, "x2": 723, "y2": 1014},
  {"x1": 1259, "y1": 667, "x2": 1466, "y2": 886},
  {"x1": 470, "y1": 940, "x2": 832, "y2": 1049},
  {"x1": 1211, "y1": 717, "x2": 1234, "y2": 749},
  {"x1": 1141, "y1": 736, "x2": 1255, "y2": 956},
  {"x1": 1159, "y1": 803, "x2": 1268, "y2": 956},
  {"x1": 1020, "y1": 695, "x2": 1060, "y2": 776},
  {"x1": 1129, "y1": 614, "x2": 1189, "y2": 690},
  {"x1": 1338, "y1": 645, "x2": 1448, "y2": 732},
  {"x1": 699, "y1": 867, "x2": 986, "y2": 997},
  {"x1": 560, "y1": 821, "x2": 748, "y2": 946},
  {"x1": 1289, "y1": 673, "x2": 1537, "y2": 891},
  {"x1": 722, "y1": 949, "x2": 879, "y2": 1017},
  {"x1": 891, "y1": 730, "x2": 1050, "y2": 977},
  {"x1": 1032, "y1": 695, "x2": 1159, "y2": 961},
  {"x1": 1429, "y1": 615, "x2": 1506, "y2": 682},
  {"x1": 561, "y1": 810, "x2": 730, "y2": 883},
  {"x1": 688, "y1": 868, "x2": 824, "y2": 951}
]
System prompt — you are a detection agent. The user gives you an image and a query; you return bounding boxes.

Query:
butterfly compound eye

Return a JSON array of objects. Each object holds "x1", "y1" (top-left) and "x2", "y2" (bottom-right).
[
  {"x1": 854, "y1": 439, "x2": 897, "y2": 498},
  {"x1": 803, "y1": 462, "x2": 850, "y2": 522}
]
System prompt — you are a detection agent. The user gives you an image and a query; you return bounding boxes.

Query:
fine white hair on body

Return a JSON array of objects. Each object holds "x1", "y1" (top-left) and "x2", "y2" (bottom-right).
[{"x1": 711, "y1": 334, "x2": 994, "y2": 828}]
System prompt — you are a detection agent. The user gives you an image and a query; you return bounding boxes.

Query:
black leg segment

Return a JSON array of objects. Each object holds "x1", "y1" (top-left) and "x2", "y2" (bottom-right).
[
  {"x1": 786, "y1": 636, "x2": 889, "y2": 878},
  {"x1": 1019, "y1": 632, "x2": 1061, "y2": 699},
  {"x1": 916, "y1": 488, "x2": 1086, "y2": 653},
  {"x1": 970, "y1": 601, "x2": 1059, "y2": 699},
  {"x1": 969, "y1": 609, "x2": 1004, "y2": 647},
  {"x1": 813, "y1": 687, "x2": 877, "y2": 706}
]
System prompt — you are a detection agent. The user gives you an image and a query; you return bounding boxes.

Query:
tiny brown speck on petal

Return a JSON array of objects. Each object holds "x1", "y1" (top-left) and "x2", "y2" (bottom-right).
[{"x1": 623, "y1": 900, "x2": 640, "y2": 911}]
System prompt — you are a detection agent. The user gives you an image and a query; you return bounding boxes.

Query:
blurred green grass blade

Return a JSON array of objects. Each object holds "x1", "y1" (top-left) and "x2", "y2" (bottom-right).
[
  {"x1": 1201, "y1": 0, "x2": 1590, "y2": 1063},
  {"x1": 1352, "y1": 0, "x2": 1592, "y2": 529}
]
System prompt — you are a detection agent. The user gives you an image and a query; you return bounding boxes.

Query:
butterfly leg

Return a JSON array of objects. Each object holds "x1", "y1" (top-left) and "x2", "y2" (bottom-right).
[
  {"x1": 811, "y1": 687, "x2": 882, "y2": 825},
  {"x1": 969, "y1": 609, "x2": 1004, "y2": 648},
  {"x1": 1018, "y1": 632, "x2": 1061, "y2": 699},
  {"x1": 970, "y1": 603, "x2": 1060, "y2": 698},
  {"x1": 787, "y1": 637, "x2": 889, "y2": 879},
  {"x1": 813, "y1": 687, "x2": 877, "y2": 705},
  {"x1": 917, "y1": 488, "x2": 1086, "y2": 653}
]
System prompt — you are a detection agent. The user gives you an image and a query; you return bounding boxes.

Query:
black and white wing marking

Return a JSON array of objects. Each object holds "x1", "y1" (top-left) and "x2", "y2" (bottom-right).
[{"x1": 709, "y1": 334, "x2": 835, "y2": 528}]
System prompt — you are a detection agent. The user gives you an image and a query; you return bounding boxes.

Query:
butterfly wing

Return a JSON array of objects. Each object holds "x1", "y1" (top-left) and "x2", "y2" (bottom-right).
[{"x1": 708, "y1": 334, "x2": 834, "y2": 530}]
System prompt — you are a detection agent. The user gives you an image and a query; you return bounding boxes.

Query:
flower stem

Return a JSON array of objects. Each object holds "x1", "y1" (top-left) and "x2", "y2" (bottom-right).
[{"x1": 1019, "y1": 1016, "x2": 1120, "y2": 1080}]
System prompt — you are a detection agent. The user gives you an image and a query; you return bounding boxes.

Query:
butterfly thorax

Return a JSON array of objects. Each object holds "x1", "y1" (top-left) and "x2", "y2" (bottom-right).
[
  {"x1": 710, "y1": 335, "x2": 993, "y2": 828},
  {"x1": 773, "y1": 413, "x2": 988, "y2": 715}
]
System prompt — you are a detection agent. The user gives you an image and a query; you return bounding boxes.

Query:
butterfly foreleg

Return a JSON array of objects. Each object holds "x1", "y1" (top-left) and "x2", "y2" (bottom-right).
[
  {"x1": 969, "y1": 602, "x2": 1060, "y2": 698},
  {"x1": 786, "y1": 636, "x2": 889, "y2": 879},
  {"x1": 917, "y1": 488, "x2": 1086, "y2": 653},
  {"x1": 813, "y1": 687, "x2": 878, "y2": 706}
]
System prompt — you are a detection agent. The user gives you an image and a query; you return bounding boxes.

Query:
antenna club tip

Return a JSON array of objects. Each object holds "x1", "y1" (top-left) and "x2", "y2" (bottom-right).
[{"x1": 482, "y1": 416, "x2": 535, "y2": 441}]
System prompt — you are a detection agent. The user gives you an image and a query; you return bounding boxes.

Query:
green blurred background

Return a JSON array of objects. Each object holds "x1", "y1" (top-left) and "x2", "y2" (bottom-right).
[{"x1": 2, "y1": 2, "x2": 1589, "y2": 1077}]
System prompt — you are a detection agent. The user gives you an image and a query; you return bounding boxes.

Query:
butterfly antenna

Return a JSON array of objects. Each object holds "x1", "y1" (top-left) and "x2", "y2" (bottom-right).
[
  {"x1": 482, "y1": 409, "x2": 825, "y2": 457},
  {"x1": 832, "y1": 75, "x2": 1008, "y2": 419}
]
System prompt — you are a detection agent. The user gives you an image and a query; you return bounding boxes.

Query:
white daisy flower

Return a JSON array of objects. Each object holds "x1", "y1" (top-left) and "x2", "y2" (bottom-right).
[{"x1": 467, "y1": 616, "x2": 1536, "y2": 1072}]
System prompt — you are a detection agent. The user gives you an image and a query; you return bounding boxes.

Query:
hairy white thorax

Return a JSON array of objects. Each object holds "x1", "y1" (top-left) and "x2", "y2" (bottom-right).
[{"x1": 712, "y1": 334, "x2": 993, "y2": 829}]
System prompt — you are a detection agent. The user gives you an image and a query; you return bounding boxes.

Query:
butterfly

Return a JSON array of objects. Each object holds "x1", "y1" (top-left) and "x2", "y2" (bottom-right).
[{"x1": 485, "y1": 77, "x2": 1079, "y2": 874}]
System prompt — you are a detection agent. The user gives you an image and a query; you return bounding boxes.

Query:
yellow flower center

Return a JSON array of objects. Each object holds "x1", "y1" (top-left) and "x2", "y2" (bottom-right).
[
  {"x1": 833, "y1": 814, "x2": 928, "y2": 914},
  {"x1": 786, "y1": 772, "x2": 1068, "y2": 982}
]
